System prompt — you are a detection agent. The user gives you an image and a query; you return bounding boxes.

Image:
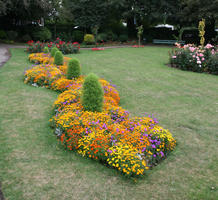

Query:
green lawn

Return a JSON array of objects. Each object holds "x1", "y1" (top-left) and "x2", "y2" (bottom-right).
[{"x1": 0, "y1": 47, "x2": 217, "y2": 200}]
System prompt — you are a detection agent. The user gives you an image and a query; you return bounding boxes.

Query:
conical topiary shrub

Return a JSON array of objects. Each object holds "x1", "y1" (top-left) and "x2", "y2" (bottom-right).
[
  {"x1": 43, "y1": 46, "x2": 49, "y2": 53},
  {"x1": 67, "y1": 58, "x2": 81, "y2": 79},
  {"x1": 51, "y1": 47, "x2": 58, "y2": 57},
  {"x1": 54, "y1": 51, "x2": 63, "y2": 65},
  {"x1": 82, "y1": 73, "x2": 103, "y2": 112}
]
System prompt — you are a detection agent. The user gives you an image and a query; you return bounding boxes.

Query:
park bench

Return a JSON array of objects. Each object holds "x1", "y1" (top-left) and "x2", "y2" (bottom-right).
[{"x1": 152, "y1": 39, "x2": 185, "y2": 45}]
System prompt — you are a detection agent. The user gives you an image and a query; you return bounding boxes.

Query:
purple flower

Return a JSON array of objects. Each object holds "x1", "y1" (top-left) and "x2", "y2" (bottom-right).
[
  {"x1": 107, "y1": 149, "x2": 112, "y2": 154},
  {"x1": 160, "y1": 151, "x2": 164, "y2": 157},
  {"x1": 152, "y1": 145, "x2": 156, "y2": 148},
  {"x1": 153, "y1": 154, "x2": 156, "y2": 157}
]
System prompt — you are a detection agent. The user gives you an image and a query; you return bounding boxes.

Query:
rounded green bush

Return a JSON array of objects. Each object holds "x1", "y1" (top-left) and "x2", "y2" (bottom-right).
[
  {"x1": 119, "y1": 34, "x2": 128, "y2": 43},
  {"x1": 51, "y1": 47, "x2": 58, "y2": 57},
  {"x1": 82, "y1": 73, "x2": 103, "y2": 112},
  {"x1": 97, "y1": 33, "x2": 107, "y2": 42},
  {"x1": 84, "y1": 34, "x2": 95, "y2": 44},
  {"x1": 67, "y1": 58, "x2": 81, "y2": 79},
  {"x1": 32, "y1": 27, "x2": 52, "y2": 41},
  {"x1": 43, "y1": 47, "x2": 49, "y2": 53},
  {"x1": 54, "y1": 51, "x2": 63, "y2": 65}
]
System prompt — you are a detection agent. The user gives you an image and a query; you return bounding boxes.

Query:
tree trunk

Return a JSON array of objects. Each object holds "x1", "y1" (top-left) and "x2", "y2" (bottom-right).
[
  {"x1": 54, "y1": 18, "x2": 57, "y2": 39},
  {"x1": 127, "y1": 17, "x2": 136, "y2": 39}
]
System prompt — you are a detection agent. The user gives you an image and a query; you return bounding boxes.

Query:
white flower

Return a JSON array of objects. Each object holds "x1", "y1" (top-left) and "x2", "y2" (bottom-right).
[{"x1": 32, "y1": 83, "x2": 38, "y2": 87}]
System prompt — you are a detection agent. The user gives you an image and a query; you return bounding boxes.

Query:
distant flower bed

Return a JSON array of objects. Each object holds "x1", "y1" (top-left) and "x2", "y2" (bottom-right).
[
  {"x1": 26, "y1": 38, "x2": 80, "y2": 54},
  {"x1": 92, "y1": 47, "x2": 105, "y2": 51},
  {"x1": 24, "y1": 52, "x2": 176, "y2": 177},
  {"x1": 170, "y1": 43, "x2": 218, "y2": 75},
  {"x1": 132, "y1": 45, "x2": 145, "y2": 48}
]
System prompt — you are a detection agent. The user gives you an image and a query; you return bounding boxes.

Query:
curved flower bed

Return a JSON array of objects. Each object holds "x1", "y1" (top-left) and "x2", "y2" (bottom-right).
[{"x1": 24, "y1": 53, "x2": 176, "y2": 177}]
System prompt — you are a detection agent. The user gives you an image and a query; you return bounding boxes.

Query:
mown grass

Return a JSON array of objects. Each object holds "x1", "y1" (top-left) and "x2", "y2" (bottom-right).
[{"x1": 0, "y1": 47, "x2": 217, "y2": 200}]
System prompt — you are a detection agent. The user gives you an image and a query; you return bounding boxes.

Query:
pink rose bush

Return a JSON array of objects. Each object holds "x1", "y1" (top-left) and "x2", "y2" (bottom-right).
[{"x1": 170, "y1": 43, "x2": 218, "y2": 75}]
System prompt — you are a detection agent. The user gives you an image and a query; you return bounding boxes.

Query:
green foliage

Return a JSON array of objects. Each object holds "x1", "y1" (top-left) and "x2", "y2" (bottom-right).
[
  {"x1": 7, "y1": 31, "x2": 18, "y2": 40},
  {"x1": 207, "y1": 53, "x2": 218, "y2": 75},
  {"x1": 82, "y1": 73, "x2": 103, "y2": 112},
  {"x1": 0, "y1": 30, "x2": 7, "y2": 39},
  {"x1": 72, "y1": 30, "x2": 84, "y2": 43},
  {"x1": 21, "y1": 34, "x2": 32, "y2": 42},
  {"x1": 84, "y1": 34, "x2": 95, "y2": 44},
  {"x1": 106, "y1": 31, "x2": 118, "y2": 41},
  {"x1": 51, "y1": 47, "x2": 59, "y2": 57},
  {"x1": 119, "y1": 34, "x2": 128, "y2": 43},
  {"x1": 54, "y1": 51, "x2": 63, "y2": 65},
  {"x1": 56, "y1": 32, "x2": 72, "y2": 41},
  {"x1": 97, "y1": 33, "x2": 107, "y2": 42},
  {"x1": 66, "y1": 0, "x2": 109, "y2": 29},
  {"x1": 67, "y1": 58, "x2": 81, "y2": 79},
  {"x1": 32, "y1": 27, "x2": 52, "y2": 41},
  {"x1": 43, "y1": 47, "x2": 49, "y2": 53}
]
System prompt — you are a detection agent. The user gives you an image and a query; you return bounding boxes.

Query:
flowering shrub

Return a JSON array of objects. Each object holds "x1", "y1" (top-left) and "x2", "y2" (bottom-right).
[
  {"x1": 84, "y1": 34, "x2": 95, "y2": 44},
  {"x1": 170, "y1": 43, "x2": 218, "y2": 75},
  {"x1": 26, "y1": 38, "x2": 80, "y2": 54},
  {"x1": 24, "y1": 52, "x2": 176, "y2": 177}
]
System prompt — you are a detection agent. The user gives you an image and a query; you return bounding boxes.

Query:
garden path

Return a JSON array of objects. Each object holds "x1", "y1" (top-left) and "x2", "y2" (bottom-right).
[
  {"x1": 0, "y1": 44, "x2": 10, "y2": 67},
  {"x1": 0, "y1": 44, "x2": 25, "y2": 67}
]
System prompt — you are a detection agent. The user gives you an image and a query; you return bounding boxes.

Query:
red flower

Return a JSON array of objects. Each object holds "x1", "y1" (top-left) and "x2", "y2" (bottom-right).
[
  {"x1": 27, "y1": 40, "x2": 34, "y2": 45},
  {"x1": 92, "y1": 48, "x2": 104, "y2": 51},
  {"x1": 72, "y1": 42, "x2": 80, "y2": 49}
]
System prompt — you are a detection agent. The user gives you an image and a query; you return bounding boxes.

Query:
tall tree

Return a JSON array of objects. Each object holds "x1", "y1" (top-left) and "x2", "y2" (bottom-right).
[
  {"x1": 0, "y1": 0, "x2": 11, "y2": 16},
  {"x1": 65, "y1": 0, "x2": 110, "y2": 32}
]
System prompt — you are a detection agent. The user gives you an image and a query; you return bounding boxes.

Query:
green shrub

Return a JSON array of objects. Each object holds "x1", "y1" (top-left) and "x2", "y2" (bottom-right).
[
  {"x1": 84, "y1": 34, "x2": 95, "y2": 44},
  {"x1": 207, "y1": 53, "x2": 218, "y2": 75},
  {"x1": 67, "y1": 58, "x2": 81, "y2": 79},
  {"x1": 82, "y1": 73, "x2": 103, "y2": 112},
  {"x1": 56, "y1": 32, "x2": 72, "y2": 41},
  {"x1": 32, "y1": 27, "x2": 52, "y2": 41},
  {"x1": 51, "y1": 47, "x2": 59, "y2": 57},
  {"x1": 97, "y1": 33, "x2": 107, "y2": 42},
  {"x1": 7, "y1": 31, "x2": 18, "y2": 40},
  {"x1": 119, "y1": 34, "x2": 128, "y2": 43},
  {"x1": 54, "y1": 51, "x2": 63, "y2": 65},
  {"x1": 107, "y1": 31, "x2": 118, "y2": 41},
  {"x1": 43, "y1": 47, "x2": 49, "y2": 53},
  {"x1": 21, "y1": 34, "x2": 32, "y2": 42},
  {"x1": 72, "y1": 30, "x2": 84, "y2": 43},
  {"x1": 0, "y1": 30, "x2": 7, "y2": 39}
]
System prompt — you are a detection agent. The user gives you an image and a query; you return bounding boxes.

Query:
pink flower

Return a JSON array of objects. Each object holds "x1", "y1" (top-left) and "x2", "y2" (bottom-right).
[
  {"x1": 172, "y1": 56, "x2": 177, "y2": 59},
  {"x1": 189, "y1": 47, "x2": 195, "y2": 52},
  {"x1": 205, "y1": 44, "x2": 213, "y2": 49}
]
